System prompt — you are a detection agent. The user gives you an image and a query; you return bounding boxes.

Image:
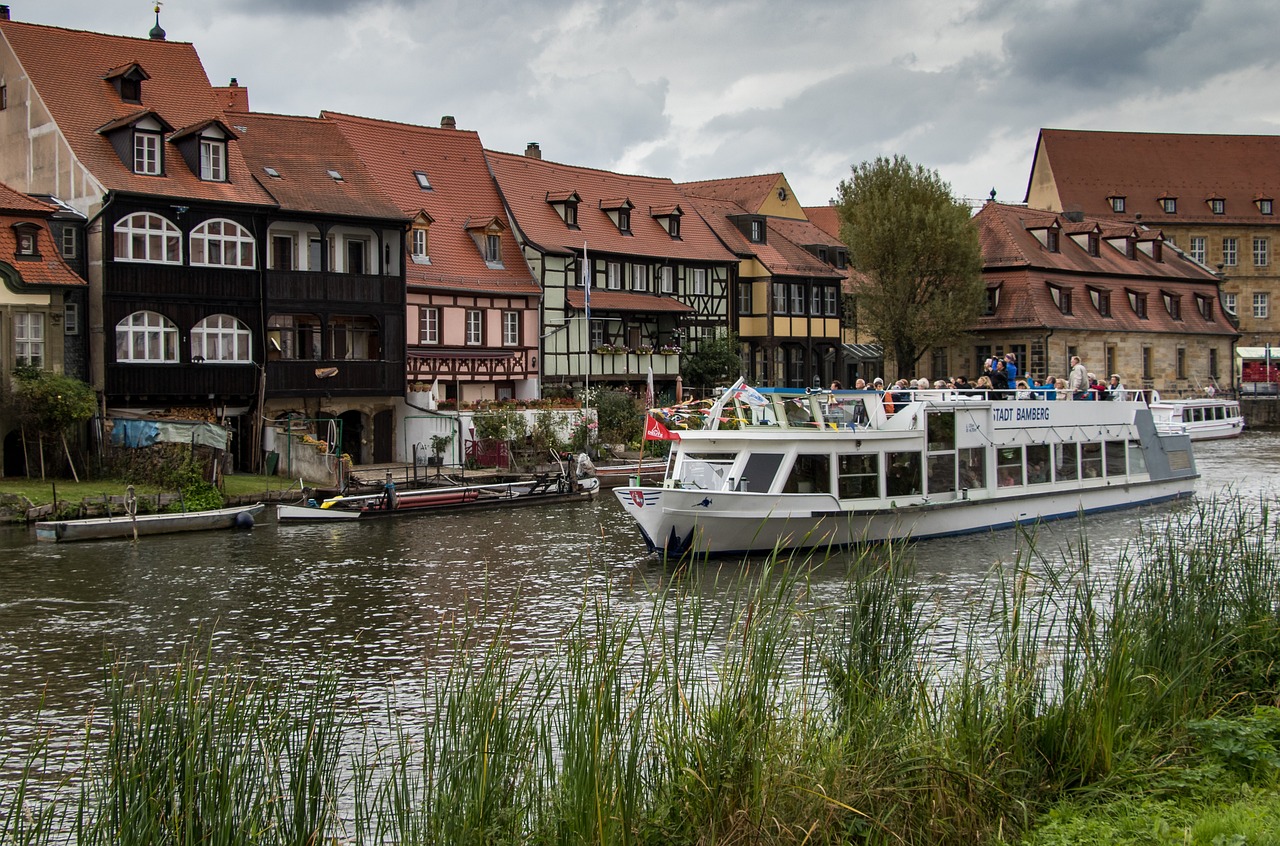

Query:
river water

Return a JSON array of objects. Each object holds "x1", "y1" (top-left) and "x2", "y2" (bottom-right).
[{"x1": 1, "y1": 431, "x2": 1277, "y2": 749}]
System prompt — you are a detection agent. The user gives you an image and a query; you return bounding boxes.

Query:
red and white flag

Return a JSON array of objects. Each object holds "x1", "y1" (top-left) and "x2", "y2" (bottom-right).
[{"x1": 644, "y1": 414, "x2": 680, "y2": 441}]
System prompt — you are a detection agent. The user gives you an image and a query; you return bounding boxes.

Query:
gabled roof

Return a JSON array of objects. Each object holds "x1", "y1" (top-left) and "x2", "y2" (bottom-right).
[
  {"x1": 0, "y1": 18, "x2": 273, "y2": 205},
  {"x1": 1026, "y1": 128, "x2": 1280, "y2": 224},
  {"x1": 322, "y1": 111, "x2": 538, "y2": 295},
  {"x1": 484, "y1": 150, "x2": 737, "y2": 264},
  {"x1": 974, "y1": 201, "x2": 1232, "y2": 337},
  {"x1": 679, "y1": 173, "x2": 783, "y2": 213},
  {"x1": 231, "y1": 112, "x2": 405, "y2": 221},
  {"x1": 679, "y1": 193, "x2": 845, "y2": 281},
  {"x1": 0, "y1": 182, "x2": 85, "y2": 287}
]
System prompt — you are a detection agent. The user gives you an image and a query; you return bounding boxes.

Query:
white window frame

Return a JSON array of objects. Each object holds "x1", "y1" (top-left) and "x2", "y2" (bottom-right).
[
  {"x1": 659, "y1": 266, "x2": 674, "y2": 294},
  {"x1": 191, "y1": 313, "x2": 252, "y2": 362},
  {"x1": 825, "y1": 286, "x2": 838, "y2": 316},
  {"x1": 114, "y1": 212, "x2": 182, "y2": 264},
  {"x1": 1110, "y1": 196, "x2": 1125, "y2": 213},
  {"x1": 1253, "y1": 292, "x2": 1269, "y2": 320},
  {"x1": 484, "y1": 233, "x2": 501, "y2": 264},
  {"x1": 133, "y1": 131, "x2": 161, "y2": 175},
  {"x1": 411, "y1": 228, "x2": 429, "y2": 262},
  {"x1": 631, "y1": 263, "x2": 647, "y2": 292},
  {"x1": 1223, "y1": 237, "x2": 1238, "y2": 266},
  {"x1": 1189, "y1": 236, "x2": 1206, "y2": 264},
  {"x1": 1254, "y1": 237, "x2": 1269, "y2": 267},
  {"x1": 116, "y1": 310, "x2": 179, "y2": 363},
  {"x1": 60, "y1": 227, "x2": 77, "y2": 259},
  {"x1": 790, "y1": 283, "x2": 805, "y2": 314},
  {"x1": 606, "y1": 262, "x2": 622, "y2": 290},
  {"x1": 199, "y1": 138, "x2": 226, "y2": 182},
  {"x1": 1161, "y1": 197, "x2": 1176, "y2": 213},
  {"x1": 1223, "y1": 292, "x2": 1237, "y2": 316},
  {"x1": 502, "y1": 311, "x2": 519, "y2": 346},
  {"x1": 772, "y1": 283, "x2": 787, "y2": 314},
  {"x1": 190, "y1": 218, "x2": 256, "y2": 269},
  {"x1": 810, "y1": 286, "x2": 823, "y2": 315},
  {"x1": 465, "y1": 309, "x2": 483, "y2": 345},
  {"x1": 64, "y1": 302, "x2": 79, "y2": 335},
  {"x1": 14, "y1": 312, "x2": 44, "y2": 369},
  {"x1": 692, "y1": 268, "x2": 707, "y2": 295},
  {"x1": 420, "y1": 307, "x2": 439, "y2": 344}
]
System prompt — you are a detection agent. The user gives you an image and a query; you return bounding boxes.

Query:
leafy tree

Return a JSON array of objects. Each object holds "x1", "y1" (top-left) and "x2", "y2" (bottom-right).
[
  {"x1": 682, "y1": 331, "x2": 744, "y2": 391},
  {"x1": 10, "y1": 367, "x2": 97, "y2": 481},
  {"x1": 836, "y1": 155, "x2": 984, "y2": 378}
]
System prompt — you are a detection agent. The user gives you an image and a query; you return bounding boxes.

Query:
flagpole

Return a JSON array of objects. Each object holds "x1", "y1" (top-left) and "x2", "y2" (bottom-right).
[{"x1": 583, "y1": 241, "x2": 590, "y2": 420}]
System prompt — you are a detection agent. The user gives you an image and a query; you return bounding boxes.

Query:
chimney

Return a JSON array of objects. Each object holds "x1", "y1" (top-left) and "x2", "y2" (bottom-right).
[
  {"x1": 215, "y1": 78, "x2": 250, "y2": 113},
  {"x1": 525, "y1": 142, "x2": 542, "y2": 160},
  {"x1": 440, "y1": 115, "x2": 456, "y2": 130},
  {"x1": 0, "y1": 7, "x2": 10, "y2": 21}
]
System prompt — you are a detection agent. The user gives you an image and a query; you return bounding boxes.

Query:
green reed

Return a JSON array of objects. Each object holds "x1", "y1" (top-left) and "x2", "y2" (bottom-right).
[{"x1": 3, "y1": 494, "x2": 1278, "y2": 845}]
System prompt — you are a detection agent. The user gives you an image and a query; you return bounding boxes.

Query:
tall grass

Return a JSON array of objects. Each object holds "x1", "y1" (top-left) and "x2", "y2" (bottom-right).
[{"x1": 3, "y1": 494, "x2": 1278, "y2": 845}]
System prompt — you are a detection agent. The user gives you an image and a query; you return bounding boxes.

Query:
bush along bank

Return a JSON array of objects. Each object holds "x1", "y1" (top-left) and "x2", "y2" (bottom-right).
[{"x1": 1, "y1": 494, "x2": 1278, "y2": 845}]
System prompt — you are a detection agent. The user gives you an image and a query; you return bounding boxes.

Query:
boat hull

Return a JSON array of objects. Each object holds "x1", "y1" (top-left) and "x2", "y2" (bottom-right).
[{"x1": 35, "y1": 503, "x2": 265, "y2": 543}]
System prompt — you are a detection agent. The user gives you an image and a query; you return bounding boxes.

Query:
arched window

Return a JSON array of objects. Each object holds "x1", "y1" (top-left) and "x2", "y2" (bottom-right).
[
  {"x1": 114, "y1": 212, "x2": 181, "y2": 264},
  {"x1": 190, "y1": 218, "x2": 256, "y2": 268},
  {"x1": 116, "y1": 311, "x2": 178, "y2": 362},
  {"x1": 191, "y1": 314, "x2": 252, "y2": 362}
]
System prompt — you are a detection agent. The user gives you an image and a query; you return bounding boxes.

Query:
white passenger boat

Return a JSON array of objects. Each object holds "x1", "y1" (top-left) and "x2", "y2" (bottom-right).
[
  {"x1": 615, "y1": 381, "x2": 1198, "y2": 557},
  {"x1": 1148, "y1": 397, "x2": 1244, "y2": 440}
]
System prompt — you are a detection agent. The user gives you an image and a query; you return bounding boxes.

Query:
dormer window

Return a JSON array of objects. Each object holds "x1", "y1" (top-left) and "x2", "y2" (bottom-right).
[
  {"x1": 1046, "y1": 228, "x2": 1059, "y2": 252},
  {"x1": 1163, "y1": 292, "x2": 1182, "y2": 320},
  {"x1": 1160, "y1": 195, "x2": 1177, "y2": 214},
  {"x1": 13, "y1": 223, "x2": 40, "y2": 258},
  {"x1": 1208, "y1": 196, "x2": 1225, "y2": 215},
  {"x1": 134, "y1": 131, "x2": 162, "y2": 175},
  {"x1": 104, "y1": 62, "x2": 150, "y2": 104},
  {"x1": 1127, "y1": 290, "x2": 1148, "y2": 319},
  {"x1": 1257, "y1": 197, "x2": 1273, "y2": 215},
  {"x1": 1087, "y1": 232, "x2": 1100, "y2": 256},
  {"x1": 465, "y1": 217, "x2": 506, "y2": 268},
  {"x1": 200, "y1": 138, "x2": 226, "y2": 181},
  {"x1": 750, "y1": 219, "x2": 764, "y2": 243},
  {"x1": 1088, "y1": 286, "x2": 1111, "y2": 317},
  {"x1": 650, "y1": 205, "x2": 683, "y2": 239},
  {"x1": 565, "y1": 203, "x2": 578, "y2": 227},
  {"x1": 485, "y1": 234, "x2": 501, "y2": 263},
  {"x1": 1196, "y1": 294, "x2": 1213, "y2": 320},
  {"x1": 1108, "y1": 194, "x2": 1126, "y2": 213},
  {"x1": 1047, "y1": 283, "x2": 1072, "y2": 315},
  {"x1": 414, "y1": 171, "x2": 432, "y2": 190},
  {"x1": 599, "y1": 198, "x2": 634, "y2": 234},
  {"x1": 410, "y1": 228, "x2": 429, "y2": 264},
  {"x1": 546, "y1": 191, "x2": 581, "y2": 229},
  {"x1": 984, "y1": 284, "x2": 1001, "y2": 316},
  {"x1": 835, "y1": 249, "x2": 847, "y2": 269}
]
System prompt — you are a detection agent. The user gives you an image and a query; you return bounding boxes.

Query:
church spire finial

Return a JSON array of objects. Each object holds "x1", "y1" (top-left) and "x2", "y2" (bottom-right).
[{"x1": 149, "y1": 2, "x2": 166, "y2": 40}]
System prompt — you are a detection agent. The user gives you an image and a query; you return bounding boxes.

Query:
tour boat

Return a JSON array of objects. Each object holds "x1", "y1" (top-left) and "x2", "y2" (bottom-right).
[
  {"x1": 615, "y1": 381, "x2": 1199, "y2": 557},
  {"x1": 1148, "y1": 397, "x2": 1244, "y2": 441}
]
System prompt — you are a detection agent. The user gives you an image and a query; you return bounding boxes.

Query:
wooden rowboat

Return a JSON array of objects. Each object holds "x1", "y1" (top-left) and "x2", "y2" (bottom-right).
[{"x1": 35, "y1": 503, "x2": 266, "y2": 543}]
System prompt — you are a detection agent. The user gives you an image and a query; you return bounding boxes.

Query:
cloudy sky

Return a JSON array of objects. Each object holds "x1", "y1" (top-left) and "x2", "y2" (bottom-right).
[{"x1": 22, "y1": 0, "x2": 1280, "y2": 207}]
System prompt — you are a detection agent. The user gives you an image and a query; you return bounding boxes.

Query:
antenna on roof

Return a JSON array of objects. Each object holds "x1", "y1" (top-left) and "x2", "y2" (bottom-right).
[{"x1": 149, "y1": 1, "x2": 166, "y2": 41}]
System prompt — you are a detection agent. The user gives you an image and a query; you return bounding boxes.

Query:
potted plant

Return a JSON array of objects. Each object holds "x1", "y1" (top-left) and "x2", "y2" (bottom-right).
[{"x1": 428, "y1": 433, "x2": 453, "y2": 467}]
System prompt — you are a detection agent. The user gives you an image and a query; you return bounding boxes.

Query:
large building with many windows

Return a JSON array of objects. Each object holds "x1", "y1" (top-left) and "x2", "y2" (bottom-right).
[{"x1": 1025, "y1": 129, "x2": 1276, "y2": 346}]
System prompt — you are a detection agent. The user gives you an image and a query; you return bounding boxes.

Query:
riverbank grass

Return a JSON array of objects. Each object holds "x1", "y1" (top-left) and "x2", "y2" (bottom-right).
[{"x1": 2, "y1": 494, "x2": 1278, "y2": 844}]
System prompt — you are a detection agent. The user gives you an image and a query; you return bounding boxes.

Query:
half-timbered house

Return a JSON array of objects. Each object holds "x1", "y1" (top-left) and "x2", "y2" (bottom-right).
[
  {"x1": 678, "y1": 174, "x2": 846, "y2": 388},
  {"x1": 326, "y1": 113, "x2": 541, "y2": 406},
  {"x1": 486, "y1": 145, "x2": 737, "y2": 399}
]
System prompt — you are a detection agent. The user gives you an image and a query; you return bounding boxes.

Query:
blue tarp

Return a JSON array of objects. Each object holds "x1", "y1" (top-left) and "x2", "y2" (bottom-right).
[{"x1": 110, "y1": 419, "x2": 230, "y2": 450}]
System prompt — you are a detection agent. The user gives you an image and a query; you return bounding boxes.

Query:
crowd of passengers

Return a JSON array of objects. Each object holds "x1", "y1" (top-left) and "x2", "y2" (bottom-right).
[{"x1": 835, "y1": 352, "x2": 1135, "y2": 404}]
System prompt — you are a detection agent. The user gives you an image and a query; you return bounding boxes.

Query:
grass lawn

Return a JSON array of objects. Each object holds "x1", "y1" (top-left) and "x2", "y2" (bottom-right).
[{"x1": 0, "y1": 474, "x2": 308, "y2": 506}]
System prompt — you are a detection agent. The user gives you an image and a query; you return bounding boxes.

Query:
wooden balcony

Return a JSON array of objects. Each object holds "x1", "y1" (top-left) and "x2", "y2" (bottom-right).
[
  {"x1": 589, "y1": 352, "x2": 682, "y2": 378},
  {"x1": 106, "y1": 264, "x2": 259, "y2": 302},
  {"x1": 266, "y1": 359, "x2": 404, "y2": 397},
  {"x1": 105, "y1": 362, "x2": 258, "y2": 402},
  {"x1": 266, "y1": 270, "x2": 403, "y2": 308}
]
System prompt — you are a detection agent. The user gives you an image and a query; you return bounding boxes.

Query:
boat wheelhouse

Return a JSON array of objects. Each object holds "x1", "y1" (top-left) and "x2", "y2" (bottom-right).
[
  {"x1": 1149, "y1": 397, "x2": 1244, "y2": 440},
  {"x1": 615, "y1": 382, "x2": 1198, "y2": 556}
]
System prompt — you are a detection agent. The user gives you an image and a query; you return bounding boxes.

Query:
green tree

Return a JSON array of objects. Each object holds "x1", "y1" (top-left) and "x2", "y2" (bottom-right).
[
  {"x1": 10, "y1": 367, "x2": 97, "y2": 481},
  {"x1": 681, "y1": 331, "x2": 744, "y2": 391},
  {"x1": 836, "y1": 155, "x2": 984, "y2": 378}
]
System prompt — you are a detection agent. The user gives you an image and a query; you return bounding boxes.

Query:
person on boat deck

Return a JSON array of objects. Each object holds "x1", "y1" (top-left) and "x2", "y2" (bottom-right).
[
  {"x1": 1107, "y1": 374, "x2": 1127, "y2": 401},
  {"x1": 1004, "y1": 352, "x2": 1019, "y2": 381},
  {"x1": 855, "y1": 378, "x2": 867, "y2": 389},
  {"x1": 1015, "y1": 379, "x2": 1033, "y2": 400},
  {"x1": 1087, "y1": 372, "x2": 1106, "y2": 400},
  {"x1": 1068, "y1": 355, "x2": 1089, "y2": 400},
  {"x1": 382, "y1": 474, "x2": 397, "y2": 510},
  {"x1": 1054, "y1": 377, "x2": 1069, "y2": 399},
  {"x1": 892, "y1": 379, "x2": 913, "y2": 408},
  {"x1": 1205, "y1": 382, "x2": 1217, "y2": 397},
  {"x1": 830, "y1": 380, "x2": 843, "y2": 390},
  {"x1": 990, "y1": 360, "x2": 1010, "y2": 395},
  {"x1": 953, "y1": 375, "x2": 971, "y2": 392}
]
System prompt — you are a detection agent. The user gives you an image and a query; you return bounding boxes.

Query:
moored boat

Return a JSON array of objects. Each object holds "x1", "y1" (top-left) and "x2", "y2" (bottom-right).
[
  {"x1": 35, "y1": 503, "x2": 265, "y2": 543},
  {"x1": 1148, "y1": 396, "x2": 1244, "y2": 440},
  {"x1": 615, "y1": 380, "x2": 1198, "y2": 557},
  {"x1": 278, "y1": 470, "x2": 599, "y2": 522}
]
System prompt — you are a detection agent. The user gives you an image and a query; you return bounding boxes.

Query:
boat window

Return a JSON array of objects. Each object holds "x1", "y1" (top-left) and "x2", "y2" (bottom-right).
[
  {"x1": 1081, "y1": 443, "x2": 1103, "y2": 478},
  {"x1": 1026, "y1": 444, "x2": 1051, "y2": 484},
  {"x1": 927, "y1": 410, "x2": 956, "y2": 451},
  {"x1": 927, "y1": 454, "x2": 956, "y2": 495},
  {"x1": 1128, "y1": 441, "x2": 1147, "y2": 475},
  {"x1": 1104, "y1": 441, "x2": 1127, "y2": 476},
  {"x1": 997, "y1": 447, "x2": 1024, "y2": 487},
  {"x1": 886, "y1": 452, "x2": 922, "y2": 498},
  {"x1": 783, "y1": 454, "x2": 832, "y2": 494},
  {"x1": 676, "y1": 454, "x2": 734, "y2": 490},
  {"x1": 1055, "y1": 443, "x2": 1079, "y2": 481},
  {"x1": 783, "y1": 397, "x2": 814, "y2": 427},
  {"x1": 838, "y1": 454, "x2": 879, "y2": 498},
  {"x1": 740, "y1": 452, "x2": 785, "y2": 493},
  {"x1": 959, "y1": 447, "x2": 986, "y2": 489}
]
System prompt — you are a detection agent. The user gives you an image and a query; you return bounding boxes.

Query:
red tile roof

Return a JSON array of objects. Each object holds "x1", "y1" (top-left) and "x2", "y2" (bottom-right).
[
  {"x1": 678, "y1": 173, "x2": 782, "y2": 212},
  {"x1": 0, "y1": 182, "x2": 85, "y2": 287},
  {"x1": 803, "y1": 204, "x2": 842, "y2": 240},
  {"x1": 1028, "y1": 129, "x2": 1280, "y2": 224},
  {"x1": 231, "y1": 112, "x2": 406, "y2": 221},
  {"x1": 484, "y1": 151, "x2": 737, "y2": 264},
  {"x1": 0, "y1": 19, "x2": 274, "y2": 206},
  {"x1": 565, "y1": 290, "x2": 693, "y2": 313},
  {"x1": 322, "y1": 112, "x2": 539, "y2": 295},
  {"x1": 679, "y1": 193, "x2": 845, "y2": 281},
  {"x1": 974, "y1": 201, "x2": 1233, "y2": 337}
]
